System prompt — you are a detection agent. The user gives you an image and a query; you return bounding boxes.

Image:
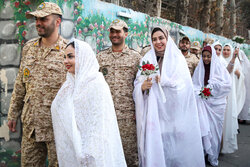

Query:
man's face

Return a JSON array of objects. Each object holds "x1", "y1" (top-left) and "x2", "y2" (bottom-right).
[
  {"x1": 109, "y1": 28, "x2": 128, "y2": 46},
  {"x1": 190, "y1": 48, "x2": 199, "y2": 55},
  {"x1": 35, "y1": 15, "x2": 58, "y2": 38},
  {"x1": 179, "y1": 39, "x2": 190, "y2": 52}
]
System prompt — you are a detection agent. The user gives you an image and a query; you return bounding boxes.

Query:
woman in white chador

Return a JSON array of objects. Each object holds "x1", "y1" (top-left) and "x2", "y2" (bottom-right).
[
  {"x1": 192, "y1": 46, "x2": 231, "y2": 166},
  {"x1": 238, "y1": 49, "x2": 250, "y2": 121},
  {"x1": 51, "y1": 39, "x2": 126, "y2": 167},
  {"x1": 212, "y1": 41, "x2": 228, "y2": 67},
  {"x1": 133, "y1": 26, "x2": 205, "y2": 167},
  {"x1": 221, "y1": 44, "x2": 246, "y2": 154}
]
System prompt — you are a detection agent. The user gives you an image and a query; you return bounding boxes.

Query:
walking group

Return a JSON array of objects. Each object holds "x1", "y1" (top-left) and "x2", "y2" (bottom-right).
[{"x1": 7, "y1": 2, "x2": 249, "y2": 167}]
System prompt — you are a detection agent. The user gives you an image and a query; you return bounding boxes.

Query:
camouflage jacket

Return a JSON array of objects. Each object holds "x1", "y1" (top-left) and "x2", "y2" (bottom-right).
[
  {"x1": 97, "y1": 45, "x2": 142, "y2": 120},
  {"x1": 185, "y1": 52, "x2": 200, "y2": 76},
  {"x1": 8, "y1": 36, "x2": 67, "y2": 141}
]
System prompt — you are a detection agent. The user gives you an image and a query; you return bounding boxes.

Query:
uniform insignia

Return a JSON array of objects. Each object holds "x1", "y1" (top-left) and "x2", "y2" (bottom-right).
[
  {"x1": 23, "y1": 68, "x2": 30, "y2": 78},
  {"x1": 34, "y1": 41, "x2": 38, "y2": 46},
  {"x1": 102, "y1": 68, "x2": 108, "y2": 76},
  {"x1": 37, "y1": 2, "x2": 45, "y2": 10},
  {"x1": 55, "y1": 45, "x2": 60, "y2": 51}
]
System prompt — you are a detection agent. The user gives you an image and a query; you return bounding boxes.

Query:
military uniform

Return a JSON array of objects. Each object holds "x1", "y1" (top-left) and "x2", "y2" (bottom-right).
[
  {"x1": 184, "y1": 52, "x2": 199, "y2": 76},
  {"x1": 97, "y1": 45, "x2": 142, "y2": 166},
  {"x1": 8, "y1": 36, "x2": 67, "y2": 167},
  {"x1": 140, "y1": 45, "x2": 151, "y2": 57}
]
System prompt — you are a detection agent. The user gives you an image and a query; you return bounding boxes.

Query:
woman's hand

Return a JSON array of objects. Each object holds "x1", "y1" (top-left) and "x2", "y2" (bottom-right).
[
  {"x1": 232, "y1": 48, "x2": 239, "y2": 60},
  {"x1": 234, "y1": 69, "x2": 240, "y2": 79},
  {"x1": 141, "y1": 77, "x2": 152, "y2": 91},
  {"x1": 155, "y1": 75, "x2": 160, "y2": 83}
]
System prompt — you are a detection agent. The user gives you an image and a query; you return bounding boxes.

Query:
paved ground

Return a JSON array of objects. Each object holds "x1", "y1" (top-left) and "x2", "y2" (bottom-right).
[{"x1": 206, "y1": 121, "x2": 250, "y2": 167}]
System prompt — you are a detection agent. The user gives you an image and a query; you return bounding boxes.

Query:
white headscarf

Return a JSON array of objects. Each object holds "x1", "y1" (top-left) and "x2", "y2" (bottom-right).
[
  {"x1": 238, "y1": 50, "x2": 250, "y2": 120},
  {"x1": 221, "y1": 43, "x2": 246, "y2": 154},
  {"x1": 133, "y1": 27, "x2": 205, "y2": 167},
  {"x1": 192, "y1": 46, "x2": 231, "y2": 166},
  {"x1": 51, "y1": 39, "x2": 126, "y2": 167},
  {"x1": 212, "y1": 41, "x2": 227, "y2": 66}
]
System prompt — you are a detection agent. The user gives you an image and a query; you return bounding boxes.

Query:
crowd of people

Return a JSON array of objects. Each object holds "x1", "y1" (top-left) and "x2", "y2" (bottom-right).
[{"x1": 7, "y1": 2, "x2": 249, "y2": 167}]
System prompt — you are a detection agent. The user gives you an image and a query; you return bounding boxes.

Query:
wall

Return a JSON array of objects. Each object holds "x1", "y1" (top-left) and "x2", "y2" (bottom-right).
[{"x1": 0, "y1": 0, "x2": 249, "y2": 166}]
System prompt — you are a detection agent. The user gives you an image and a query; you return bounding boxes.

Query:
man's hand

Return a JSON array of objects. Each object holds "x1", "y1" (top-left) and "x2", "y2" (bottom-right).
[{"x1": 8, "y1": 120, "x2": 17, "y2": 132}]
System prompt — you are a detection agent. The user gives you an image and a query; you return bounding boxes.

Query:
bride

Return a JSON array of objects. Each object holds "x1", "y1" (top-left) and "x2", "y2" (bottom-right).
[{"x1": 51, "y1": 39, "x2": 127, "y2": 167}]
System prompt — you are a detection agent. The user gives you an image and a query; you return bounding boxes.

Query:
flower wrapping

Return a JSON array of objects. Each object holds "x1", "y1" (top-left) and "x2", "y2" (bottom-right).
[{"x1": 199, "y1": 87, "x2": 213, "y2": 100}]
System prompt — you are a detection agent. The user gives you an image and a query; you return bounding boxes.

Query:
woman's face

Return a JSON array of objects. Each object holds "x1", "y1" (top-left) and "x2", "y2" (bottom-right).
[
  {"x1": 214, "y1": 45, "x2": 222, "y2": 56},
  {"x1": 152, "y1": 30, "x2": 167, "y2": 52},
  {"x1": 222, "y1": 46, "x2": 231, "y2": 58},
  {"x1": 202, "y1": 51, "x2": 212, "y2": 65},
  {"x1": 64, "y1": 45, "x2": 75, "y2": 74}
]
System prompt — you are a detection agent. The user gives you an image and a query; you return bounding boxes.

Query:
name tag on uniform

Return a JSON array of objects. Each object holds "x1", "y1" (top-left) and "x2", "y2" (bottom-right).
[{"x1": 23, "y1": 68, "x2": 30, "y2": 78}]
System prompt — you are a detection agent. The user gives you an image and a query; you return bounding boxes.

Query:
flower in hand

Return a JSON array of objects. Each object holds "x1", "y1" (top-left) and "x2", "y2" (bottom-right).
[{"x1": 199, "y1": 87, "x2": 213, "y2": 99}]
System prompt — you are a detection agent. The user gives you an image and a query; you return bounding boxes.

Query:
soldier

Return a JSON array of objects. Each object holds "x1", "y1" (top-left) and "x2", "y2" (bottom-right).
[
  {"x1": 179, "y1": 36, "x2": 199, "y2": 76},
  {"x1": 140, "y1": 45, "x2": 151, "y2": 57},
  {"x1": 96, "y1": 19, "x2": 142, "y2": 166},
  {"x1": 203, "y1": 37, "x2": 214, "y2": 48},
  {"x1": 190, "y1": 41, "x2": 202, "y2": 59},
  {"x1": 7, "y1": 2, "x2": 67, "y2": 167}
]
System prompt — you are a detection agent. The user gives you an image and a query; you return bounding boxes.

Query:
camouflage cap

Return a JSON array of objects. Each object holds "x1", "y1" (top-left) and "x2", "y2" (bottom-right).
[
  {"x1": 180, "y1": 36, "x2": 190, "y2": 43},
  {"x1": 203, "y1": 37, "x2": 214, "y2": 45},
  {"x1": 26, "y1": 2, "x2": 62, "y2": 19},
  {"x1": 110, "y1": 19, "x2": 128, "y2": 30},
  {"x1": 190, "y1": 41, "x2": 201, "y2": 50}
]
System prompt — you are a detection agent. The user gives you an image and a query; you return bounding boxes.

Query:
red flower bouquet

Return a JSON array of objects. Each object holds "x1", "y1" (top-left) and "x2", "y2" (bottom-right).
[
  {"x1": 199, "y1": 87, "x2": 213, "y2": 99},
  {"x1": 138, "y1": 61, "x2": 158, "y2": 76}
]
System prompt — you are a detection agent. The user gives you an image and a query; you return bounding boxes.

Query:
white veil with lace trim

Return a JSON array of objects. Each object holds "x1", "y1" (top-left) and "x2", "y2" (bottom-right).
[
  {"x1": 133, "y1": 27, "x2": 205, "y2": 167},
  {"x1": 221, "y1": 43, "x2": 246, "y2": 153},
  {"x1": 51, "y1": 39, "x2": 126, "y2": 167}
]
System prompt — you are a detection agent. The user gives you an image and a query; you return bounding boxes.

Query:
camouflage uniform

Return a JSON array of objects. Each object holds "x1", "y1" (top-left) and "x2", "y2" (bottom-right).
[
  {"x1": 97, "y1": 45, "x2": 142, "y2": 166},
  {"x1": 8, "y1": 36, "x2": 67, "y2": 167},
  {"x1": 184, "y1": 52, "x2": 199, "y2": 76},
  {"x1": 140, "y1": 45, "x2": 151, "y2": 57}
]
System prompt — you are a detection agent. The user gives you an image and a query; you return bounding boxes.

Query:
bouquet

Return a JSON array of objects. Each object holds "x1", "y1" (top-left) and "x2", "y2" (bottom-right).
[
  {"x1": 199, "y1": 87, "x2": 213, "y2": 100},
  {"x1": 138, "y1": 61, "x2": 159, "y2": 76},
  {"x1": 138, "y1": 61, "x2": 166, "y2": 103}
]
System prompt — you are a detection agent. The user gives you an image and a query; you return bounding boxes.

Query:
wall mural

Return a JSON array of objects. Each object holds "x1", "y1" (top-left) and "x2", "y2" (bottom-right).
[{"x1": 0, "y1": 0, "x2": 249, "y2": 166}]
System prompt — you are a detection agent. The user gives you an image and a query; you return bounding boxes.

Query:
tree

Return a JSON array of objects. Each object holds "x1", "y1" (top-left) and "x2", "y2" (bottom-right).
[
  {"x1": 200, "y1": 0, "x2": 211, "y2": 33},
  {"x1": 230, "y1": 0, "x2": 236, "y2": 38},
  {"x1": 215, "y1": 0, "x2": 224, "y2": 35},
  {"x1": 175, "y1": 0, "x2": 189, "y2": 25}
]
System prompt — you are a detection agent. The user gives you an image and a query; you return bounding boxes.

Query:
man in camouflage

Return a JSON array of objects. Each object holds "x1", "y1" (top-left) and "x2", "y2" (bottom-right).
[
  {"x1": 97, "y1": 19, "x2": 142, "y2": 166},
  {"x1": 7, "y1": 2, "x2": 67, "y2": 167},
  {"x1": 190, "y1": 41, "x2": 202, "y2": 59},
  {"x1": 179, "y1": 36, "x2": 199, "y2": 76}
]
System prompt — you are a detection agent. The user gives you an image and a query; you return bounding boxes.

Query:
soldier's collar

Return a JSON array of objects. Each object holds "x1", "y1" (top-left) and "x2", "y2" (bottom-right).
[
  {"x1": 33, "y1": 36, "x2": 62, "y2": 51},
  {"x1": 109, "y1": 45, "x2": 129, "y2": 54}
]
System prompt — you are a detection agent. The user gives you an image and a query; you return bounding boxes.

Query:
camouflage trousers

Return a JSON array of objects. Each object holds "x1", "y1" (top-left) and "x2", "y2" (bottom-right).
[
  {"x1": 118, "y1": 118, "x2": 138, "y2": 167},
  {"x1": 21, "y1": 133, "x2": 58, "y2": 167}
]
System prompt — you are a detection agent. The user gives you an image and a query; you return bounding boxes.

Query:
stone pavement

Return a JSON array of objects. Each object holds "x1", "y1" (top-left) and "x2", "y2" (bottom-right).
[{"x1": 206, "y1": 121, "x2": 250, "y2": 167}]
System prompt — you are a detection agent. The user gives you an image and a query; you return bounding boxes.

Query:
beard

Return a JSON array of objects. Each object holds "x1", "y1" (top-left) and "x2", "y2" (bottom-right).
[
  {"x1": 110, "y1": 37, "x2": 124, "y2": 46},
  {"x1": 181, "y1": 48, "x2": 188, "y2": 52},
  {"x1": 36, "y1": 20, "x2": 56, "y2": 38}
]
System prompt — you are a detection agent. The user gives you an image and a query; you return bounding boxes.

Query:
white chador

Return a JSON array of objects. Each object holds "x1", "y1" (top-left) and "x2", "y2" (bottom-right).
[
  {"x1": 221, "y1": 44, "x2": 246, "y2": 154},
  {"x1": 238, "y1": 49, "x2": 250, "y2": 120},
  {"x1": 51, "y1": 39, "x2": 126, "y2": 167},
  {"x1": 133, "y1": 27, "x2": 205, "y2": 167},
  {"x1": 192, "y1": 46, "x2": 231, "y2": 166}
]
